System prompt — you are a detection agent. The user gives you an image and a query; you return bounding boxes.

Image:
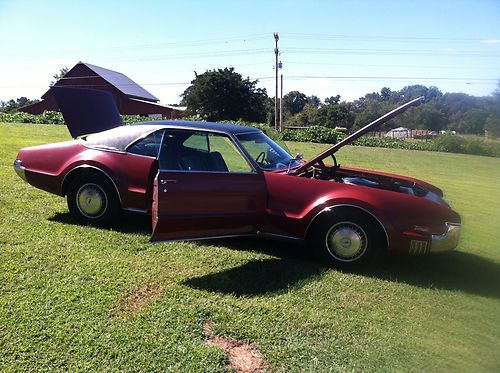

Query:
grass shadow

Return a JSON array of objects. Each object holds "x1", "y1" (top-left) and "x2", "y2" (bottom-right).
[
  {"x1": 351, "y1": 250, "x2": 500, "y2": 299},
  {"x1": 194, "y1": 238, "x2": 500, "y2": 300},
  {"x1": 184, "y1": 257, "x2": 327, "y2": 297},
  {"x1": 47, "y1": 214, "x2": 500, "y2": 300},
  {"x1": 186, "y1": 237, "x2": 325, "y2": 297},
  {"x1": 49, "y1": 211, "x2": 151, "y2": 235}
]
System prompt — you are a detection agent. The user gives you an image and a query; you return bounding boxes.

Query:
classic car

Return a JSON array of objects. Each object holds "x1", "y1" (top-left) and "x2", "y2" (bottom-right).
[{"x1": 13, "y1": 88, "x2": 461, "y2": 266}]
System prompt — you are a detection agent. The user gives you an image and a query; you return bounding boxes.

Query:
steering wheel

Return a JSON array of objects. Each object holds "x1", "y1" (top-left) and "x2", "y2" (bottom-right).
[
  {"x1": 330, "y1": 154, "x2": 339, "y2": 178},
  {"x1": 332, "y1": 154, "x2": 338, "y2": 169},
  {"x1": 255, "y1": 151, "x2": 268, "y2": 166}
]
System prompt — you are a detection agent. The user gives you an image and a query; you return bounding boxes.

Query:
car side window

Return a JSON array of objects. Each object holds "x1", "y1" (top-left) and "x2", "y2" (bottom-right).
[
  {"x1": 127, "y1": 130, "x2": 164, "y2": 157},
  {"x1": 208, "y1": 133, "x2": 253, "y2": 172},
  {"x1": 158, "y1": 130, "x2": 253, "y2": 173}
]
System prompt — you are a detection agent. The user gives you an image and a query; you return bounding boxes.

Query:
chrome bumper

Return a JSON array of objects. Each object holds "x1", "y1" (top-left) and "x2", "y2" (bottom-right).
[
  {"x1": 430, "y1": 222, "x2": 461, "y2": 252},
  {"x1": 13, "y1": 160, "x2": 27, "y2": 182}
]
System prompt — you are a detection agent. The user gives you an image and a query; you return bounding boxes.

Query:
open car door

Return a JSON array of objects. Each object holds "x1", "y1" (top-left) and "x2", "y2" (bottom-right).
[{"x1": 150, "y1": 129, "x2": 267, "y2": 242}]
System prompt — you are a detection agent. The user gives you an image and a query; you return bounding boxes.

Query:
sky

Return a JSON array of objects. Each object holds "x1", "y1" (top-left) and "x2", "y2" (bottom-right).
[{"x1": 0, "y1": 0, "x2": 499, "y2": 105}]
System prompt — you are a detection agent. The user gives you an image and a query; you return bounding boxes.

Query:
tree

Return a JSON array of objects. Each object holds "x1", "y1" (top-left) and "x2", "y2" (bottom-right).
[
  {"x1": 283, "y1": 91, "x2": 307, "y2": 116},
  {"x1": 306, "y1": 95, "x2": 322, "y2": 108},
  {"x1": 324, "y1": 95, "x2": 341, "y2": 105},
  {"x1": 492, "y1": 79, "x2": 500, "y2": 99},
  {"x1": 0, "y1": 97, "x2": 39, "y2": 112},
  {"x1": 380, "y1": 87, "x2": 393, "y2": 101},
  {"x1": 453, "y1": 108, "x2": 488, "y2": 134},
  {"x1": 50, "y1": 67, "x2": 69, "y2": 86},
  {"x1": 286, "y1": 104, "x2": 318, "y2": 127},
  {"x1": 180, "y1": 67, "x2": 268, "y2": 122},
  {"x1": 485, "y1": 113, "x2": 500, "y2": 138},
  {"x1": 317, "y1": 102, "x2": 353, "y2": 128}
]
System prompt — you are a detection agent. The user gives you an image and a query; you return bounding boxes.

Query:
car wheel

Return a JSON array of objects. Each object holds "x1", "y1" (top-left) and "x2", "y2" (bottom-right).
[
  {"x1": 309, "y1": 208, "x2": 385, "y2": 267},
  {"x1": 67, "y1": 175, "x2": 120, "y2": 226}
]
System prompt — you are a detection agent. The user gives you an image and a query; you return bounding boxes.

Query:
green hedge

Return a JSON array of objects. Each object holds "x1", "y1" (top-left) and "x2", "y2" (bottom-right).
[
  {"x1": 2, "y1": 112, "x2": 499, "y2": 157},
  {"x1": 282, "y1": 125, "x2": 345, "y2": 144},
  {"x1": 0, "y1": 111, "x2": 65, "y2": 124},
  {"x1": 0, "y1": 111, "x2": 163, "y2": 126}
]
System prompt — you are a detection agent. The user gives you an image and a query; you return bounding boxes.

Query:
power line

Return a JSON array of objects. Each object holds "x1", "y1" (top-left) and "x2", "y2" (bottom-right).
[
  {"x1": 285, "y1": 47, "x2": 500, "y2": 57},
  {"x1": 285, "y1": 61, "x2": 500, "y2": 71},
  {"x1": 283, "y1": 32, "x2": 500, "y2": 43},
  {"x1": 2, "y1": 75, "x2": 496, "y2": 90}
]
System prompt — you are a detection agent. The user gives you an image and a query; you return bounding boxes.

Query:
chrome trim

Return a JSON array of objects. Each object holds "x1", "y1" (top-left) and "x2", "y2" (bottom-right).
[
  {"x1": 430, "y1": 222, "x2": 461, "y2": 252},
  {"x1": 13, "y1": 160, "x2": 27, "y2": 182},
  {"x1": 82, "y1": 144, "x2": 126, "y2": 154},
  {"x1": 256, "y1": 231, "x2": 304, "y2": 242},
  {"x1": 151, "y1": 233, "x2": 251, "y2": 244},
  {"x1": 152, "y1": 231, "x2": 304, "y2": 244},
  {"x1": 305, "y1": 204, "x2": 390, "y2": 249},
  {"x1": 123, "y1": 207, "x2": 148, "y2": 214},
  {"x1": 125, "y1": 152, "x2": 157, "y2": 159},
  {"x1": 325, "y1": 221, "x2": 368, "y2": 262},
  {"x1": 158, "y1": 169, "x2": 256, "y2": 175},
  {"x1": 62, "y1": 165, "x2": 122, "y2": 206}
]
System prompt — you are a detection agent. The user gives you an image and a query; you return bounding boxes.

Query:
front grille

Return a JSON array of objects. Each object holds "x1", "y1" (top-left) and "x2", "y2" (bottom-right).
[{"x1": 409, "y1": 240, "x2": 429, "y2": 255}]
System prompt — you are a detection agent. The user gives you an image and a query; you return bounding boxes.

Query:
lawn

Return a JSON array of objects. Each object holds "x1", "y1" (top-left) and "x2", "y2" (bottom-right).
[{"x1": 1, "y1": 122, "x2": 499, "y2": 372}]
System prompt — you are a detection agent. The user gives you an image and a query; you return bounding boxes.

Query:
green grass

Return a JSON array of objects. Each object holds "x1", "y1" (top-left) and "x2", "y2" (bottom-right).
[{"x1": 1, "y1": 122, "x2": 499, "y2": 371}]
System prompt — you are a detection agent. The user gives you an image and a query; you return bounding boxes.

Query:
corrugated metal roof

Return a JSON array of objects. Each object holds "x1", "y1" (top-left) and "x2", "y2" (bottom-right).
[
  {"x1": 82, "y1": 62, "x2": 159, "y2": 102},
  {"x1": 128, "y1": 98, "x2": 186, "y2": 111}
]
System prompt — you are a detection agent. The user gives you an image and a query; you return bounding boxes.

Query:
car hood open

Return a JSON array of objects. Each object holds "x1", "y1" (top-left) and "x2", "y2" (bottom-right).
[
  {"x1": 292, "y1": 96, "x2": 424, "y2": 175},
  {"x1": 52, "y1": 87, "x2": 123, "y2": 138}
]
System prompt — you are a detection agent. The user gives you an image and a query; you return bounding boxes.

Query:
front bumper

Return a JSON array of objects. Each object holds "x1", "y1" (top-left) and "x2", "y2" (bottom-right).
[
  {"x1": 13, "y1": 160, "x2": 27, "y2": 182},
  {"x1": 430, "y1": 222, "x2": 461, "y2": 252}
]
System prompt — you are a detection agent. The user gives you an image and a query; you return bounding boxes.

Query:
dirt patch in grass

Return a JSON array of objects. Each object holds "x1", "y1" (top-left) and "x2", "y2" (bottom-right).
[
  {"x1": 203, "y1": 322, "x2": 267, "y2": 373},
  {"x1": 111, "y1": 283, "x2": 163, "y2": 317}
]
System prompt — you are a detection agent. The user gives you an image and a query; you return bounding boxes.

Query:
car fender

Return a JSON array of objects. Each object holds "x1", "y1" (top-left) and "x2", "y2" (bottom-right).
[
  {"x1": 61, "y1": 164, "x2": 123, "y2": 206},
  {"x1": 303, "y1": 200, "x2": 391, "y2": 249}
]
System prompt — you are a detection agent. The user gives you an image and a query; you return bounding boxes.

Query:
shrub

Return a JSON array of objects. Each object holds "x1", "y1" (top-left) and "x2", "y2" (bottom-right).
[
  {"x1": 432, "y1": 134, "x2": 500, "y2": 157},
  {"x1": 3, "y1": 113, "x2": 499, "y2": 157},
  {"x1": 282, "y1": 126, "x2": 345, "y2": 144},
  {"x1": 0, "y1": 111, "x2": 65, "y2": 124}
]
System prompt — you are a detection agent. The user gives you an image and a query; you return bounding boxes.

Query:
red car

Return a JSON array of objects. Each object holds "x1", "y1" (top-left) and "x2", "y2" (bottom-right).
[{"x1": 13, "y1": 89, "x2": 461, "y2": 266}]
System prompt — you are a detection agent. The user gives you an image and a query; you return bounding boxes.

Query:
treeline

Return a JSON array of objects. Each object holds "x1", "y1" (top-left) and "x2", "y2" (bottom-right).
[
  {"x1": 0, "y1": 97, "x2": 39, "y2": 112},
  {"x1": 281, "y1": 84, "x2": 500, "y2": 137},
  {"x1": 3, "y1": 67, "x2": 500, "y2": 137}
]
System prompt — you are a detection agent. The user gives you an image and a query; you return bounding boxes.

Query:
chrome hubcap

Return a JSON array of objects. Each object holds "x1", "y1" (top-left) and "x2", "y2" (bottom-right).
[
  {"x1": 325, "y1": 222, "x2": 367, "y2": 262},
  {"x1": 76, "y1": 183, "x2": 107, "y2": 219}
]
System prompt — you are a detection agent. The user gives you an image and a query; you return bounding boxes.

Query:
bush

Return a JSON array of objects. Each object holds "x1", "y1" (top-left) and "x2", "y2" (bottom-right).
[
  {"x1": 432, "y1": 134, "x2": 500, "y2": 157},
  {"x1": 282, "y1": 126, "x2": 345, "y2": 144},
  {"x1": 3, "y1": 112, "x2": 499, "y2": 157},
  {"x1": 0, "y1": 111, "x2": 65, "y2": 124}
]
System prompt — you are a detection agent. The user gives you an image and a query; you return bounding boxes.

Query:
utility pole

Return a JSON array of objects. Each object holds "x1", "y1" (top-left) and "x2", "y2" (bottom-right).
[
  {"x1": 274, "y1": 32, "x2": 279, "y2": 132},
  {"x1": 280, "y1": 73, "x2": 283, "y2": 131}
]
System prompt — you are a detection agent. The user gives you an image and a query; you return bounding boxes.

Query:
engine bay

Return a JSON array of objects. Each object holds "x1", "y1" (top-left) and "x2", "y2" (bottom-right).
[{"x1": 295, "y1": 157, "x2": 449, "y2": 207}]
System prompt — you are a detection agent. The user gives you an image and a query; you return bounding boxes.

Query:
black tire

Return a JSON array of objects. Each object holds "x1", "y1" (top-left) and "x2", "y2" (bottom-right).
[
  {"x1": 67, "y1": 174, "x2": 120, "y2": 226},
  {"x1": 308, "y1": 208, "x2": 385, "y2": 268}
]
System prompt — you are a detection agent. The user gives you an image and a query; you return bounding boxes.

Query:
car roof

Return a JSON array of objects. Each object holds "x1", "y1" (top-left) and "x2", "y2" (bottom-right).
[
  {"x1": 133, "y1": 120, "x2": 261, "y2": 135},
  {"x1": 83, "y1": 120, "x2": 261, "y2": 152}
]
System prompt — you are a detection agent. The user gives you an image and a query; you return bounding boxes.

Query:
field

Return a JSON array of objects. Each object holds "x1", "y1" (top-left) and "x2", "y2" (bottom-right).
[{"x1": 1, "y1": 122, "x2": 499, "y2": 371}]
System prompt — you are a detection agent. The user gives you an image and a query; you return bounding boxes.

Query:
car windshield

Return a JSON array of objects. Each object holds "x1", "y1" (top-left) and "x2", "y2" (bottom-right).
[{"x1": 235, "y1": 131, "x2": 301, "y2": 170}]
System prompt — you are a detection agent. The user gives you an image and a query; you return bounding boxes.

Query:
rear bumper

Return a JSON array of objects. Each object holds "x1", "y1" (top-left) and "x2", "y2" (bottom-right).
[
  {"x1": 13, "y1": 160, "x2": 27, "y2": 182},
  {"x1": 430, "y1": 222, "x2": 461, "y2": 252}
]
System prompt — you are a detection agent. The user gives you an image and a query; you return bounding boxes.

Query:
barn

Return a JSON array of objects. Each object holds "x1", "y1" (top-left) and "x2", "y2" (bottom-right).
[{"x1": 20, "y1": 62, "x2": 185, "y2": 118}]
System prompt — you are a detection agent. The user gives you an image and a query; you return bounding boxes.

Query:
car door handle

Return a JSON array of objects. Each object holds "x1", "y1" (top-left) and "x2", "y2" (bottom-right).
[{"x1": 160, "y1": 179, "x2": 177, "y2": 185}]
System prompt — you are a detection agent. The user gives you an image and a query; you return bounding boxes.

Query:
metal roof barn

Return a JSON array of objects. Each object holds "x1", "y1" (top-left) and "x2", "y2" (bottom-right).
[{"x1": 20, "y1": 62, "x2": 184, "y2": 119}]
